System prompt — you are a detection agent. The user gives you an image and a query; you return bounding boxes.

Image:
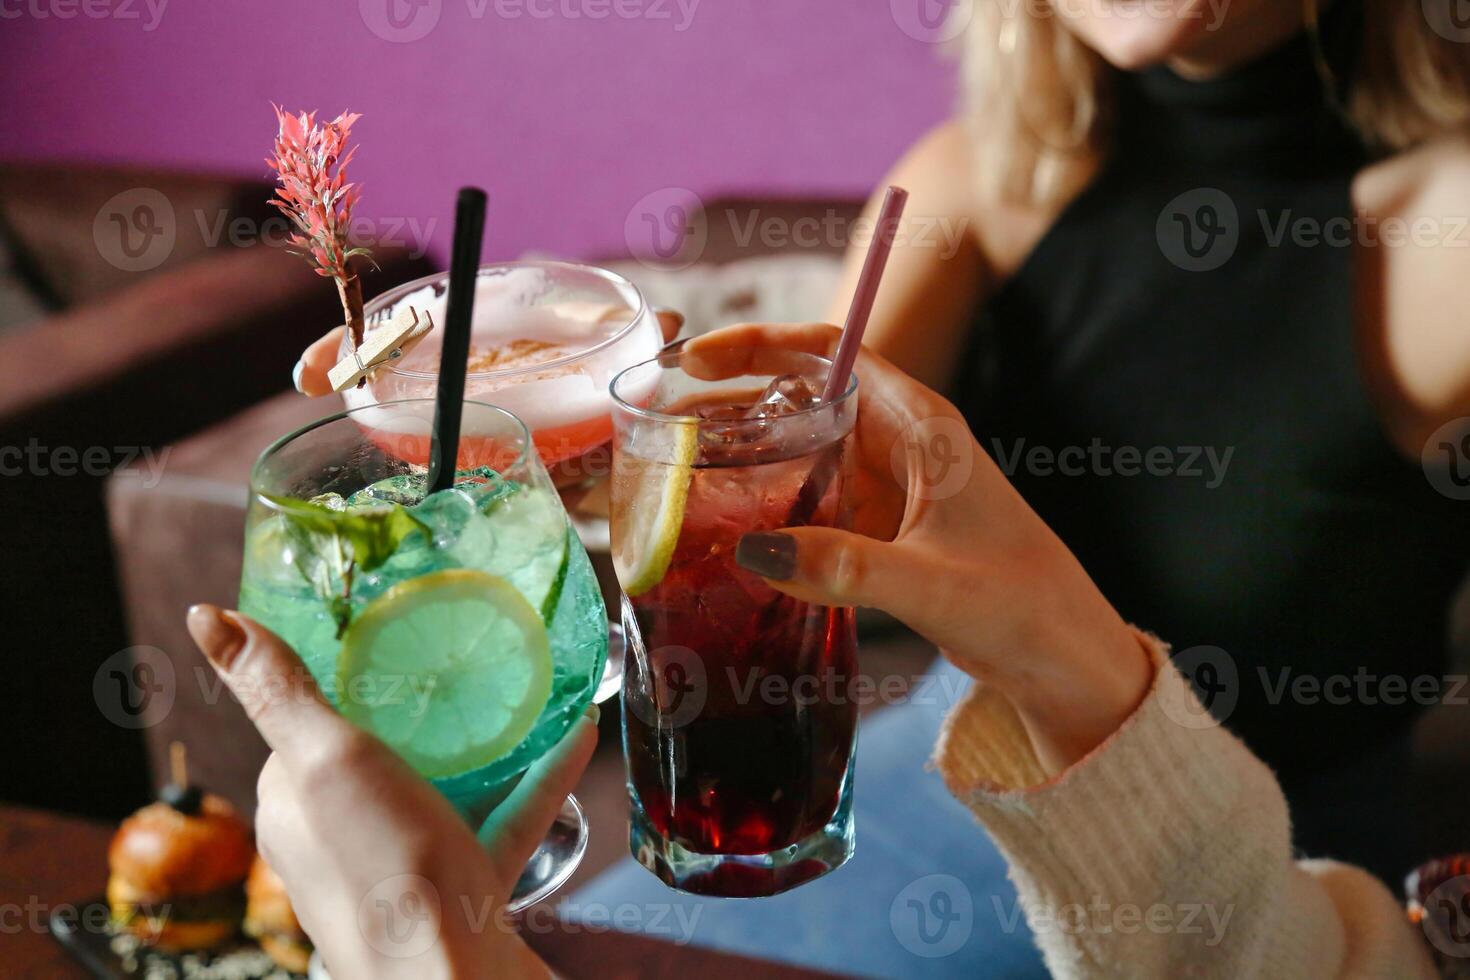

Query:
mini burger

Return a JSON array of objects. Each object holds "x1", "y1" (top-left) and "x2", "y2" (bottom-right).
[
  {"x1": 244, "y1": 854, "x2": 314, "y2": 974},
  {"x1": 107, "y1": 754, "x2": 254, "y2": 953}
]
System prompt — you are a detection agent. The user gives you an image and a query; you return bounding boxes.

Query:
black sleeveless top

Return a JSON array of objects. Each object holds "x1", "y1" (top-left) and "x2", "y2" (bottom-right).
[{"x1": 961, "y1": 4, "x2": 1470, "y2": 779}]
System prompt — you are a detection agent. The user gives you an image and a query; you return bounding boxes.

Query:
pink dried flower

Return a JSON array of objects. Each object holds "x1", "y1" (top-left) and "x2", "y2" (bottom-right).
[{"x1": 266, "y1": 105, "x2": 373, "y2": 282}]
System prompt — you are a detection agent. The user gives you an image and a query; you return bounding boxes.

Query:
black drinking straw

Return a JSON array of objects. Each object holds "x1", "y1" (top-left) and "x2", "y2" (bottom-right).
[{"x1": 426, "y1": 187, "x2": 488, "y2": 495}]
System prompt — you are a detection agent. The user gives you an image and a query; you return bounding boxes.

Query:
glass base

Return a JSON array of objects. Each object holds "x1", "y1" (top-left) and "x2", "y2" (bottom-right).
[
  {"x1": 629, "y1": 798, "x2": 854, "y2": 898},
  {"x1": 508, "y1": 793, "x2": 589, "y2": 913}
]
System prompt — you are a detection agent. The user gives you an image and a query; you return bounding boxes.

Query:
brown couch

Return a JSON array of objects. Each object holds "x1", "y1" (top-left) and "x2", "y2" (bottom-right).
[{"x1": 0, "y1": 163, "x2": 432, "y2": 818}]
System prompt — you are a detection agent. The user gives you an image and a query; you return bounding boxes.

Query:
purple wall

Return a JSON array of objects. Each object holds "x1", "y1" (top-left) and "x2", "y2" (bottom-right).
[{"x1": 0, "y1": 0, "x2": 957, "y2": 263}]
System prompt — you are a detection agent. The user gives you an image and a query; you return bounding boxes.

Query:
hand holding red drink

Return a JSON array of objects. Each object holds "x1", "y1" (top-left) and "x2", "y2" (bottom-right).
[{"x1": 700, "y1": 322, "x2": 1154, "y2": 776}]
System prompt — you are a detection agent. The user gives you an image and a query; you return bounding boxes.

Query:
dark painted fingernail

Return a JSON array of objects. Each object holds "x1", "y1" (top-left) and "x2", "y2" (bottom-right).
[
  {"x1": 737, "y1": 532, "x2": 797, "y2": 580},
  {"x1": 186, "y1": 604, "x2": 246, "y2": 671}
]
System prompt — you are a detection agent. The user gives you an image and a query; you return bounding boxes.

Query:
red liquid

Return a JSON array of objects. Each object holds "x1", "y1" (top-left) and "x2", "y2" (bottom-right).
[{"x1": 619, "y1": 436, "x2": 858, "y2": 857}]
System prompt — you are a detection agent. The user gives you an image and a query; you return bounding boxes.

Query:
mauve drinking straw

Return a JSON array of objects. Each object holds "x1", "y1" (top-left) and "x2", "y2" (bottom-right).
[
  {"x1": 784, "y1": 185, "x2": 908, "y2": 526},
  {"x1": 821, "y1": 185, "x2": 909, "y2": 403}
]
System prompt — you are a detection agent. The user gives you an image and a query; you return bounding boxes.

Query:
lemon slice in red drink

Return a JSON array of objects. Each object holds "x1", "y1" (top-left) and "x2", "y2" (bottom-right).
[
  {"x1": 613, "y1": 419, "x2": 698, "y2": 597},
  {"x1": 336, "y1": 569, "x2": 553, "y2": 779}
]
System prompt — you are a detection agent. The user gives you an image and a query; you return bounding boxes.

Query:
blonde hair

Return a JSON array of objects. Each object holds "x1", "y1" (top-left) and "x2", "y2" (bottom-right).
[{"x1": 960, "y1": 0, "x2": 1470, "y2": 205}]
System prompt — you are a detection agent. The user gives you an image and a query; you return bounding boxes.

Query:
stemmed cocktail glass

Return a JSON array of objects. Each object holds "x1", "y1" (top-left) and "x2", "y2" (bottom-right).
[
  {"x1": 343, "y1": 261, "x2": 664, "y2": 473},
  {"x1": 239, "y1": 398, "x2": 608, "y2": 911}
]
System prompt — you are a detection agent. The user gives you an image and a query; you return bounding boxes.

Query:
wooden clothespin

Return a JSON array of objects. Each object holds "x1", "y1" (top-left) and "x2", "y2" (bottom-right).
[
  {"x1": 328, "y1": 306, "x2": 435, "y2": 392},
  {"x1": 169, "y1": 741, "x2": 189, "y2": 788}
]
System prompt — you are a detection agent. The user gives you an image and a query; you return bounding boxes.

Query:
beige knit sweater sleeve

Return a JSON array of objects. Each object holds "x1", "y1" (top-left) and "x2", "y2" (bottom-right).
[{"x1": 932, "y1": 631, "x2": 1438, "y2": 979}]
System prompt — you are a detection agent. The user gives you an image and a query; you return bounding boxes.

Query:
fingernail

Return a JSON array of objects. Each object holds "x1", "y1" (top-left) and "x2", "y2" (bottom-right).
[
  {"x1": 584, "y1": 704, "x2": 601, "y2": 725},
  {"x1": 291, "y1": 359, "x2": 306, "y2": 394},
  {"x1": 186, "y1": 604, "x2": 246, "y2": 671},
  {"x1": 737, "y1": 532, "x2": 797, "y2": 580}
]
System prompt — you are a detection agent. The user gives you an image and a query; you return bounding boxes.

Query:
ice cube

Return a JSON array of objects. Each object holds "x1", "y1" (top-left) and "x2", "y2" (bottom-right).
[
  {"x1": 455, "y1": 470, "x2": 517, "y2": 511},
  {"x1": 309, "y1": 492, "x2": 348, "y2": 511},
  {"x1": 413, "y1": 487, "x2": 477, "y2": 549},
  {"x1": 346, "y1": 474, "x2": 426, "y2": 507},
  {"x1": 742, "y1": 374, "x2": 821, "y2": 419},
  {"x1": 688, "y1": 376, "x2": 824, "y2": 464}
]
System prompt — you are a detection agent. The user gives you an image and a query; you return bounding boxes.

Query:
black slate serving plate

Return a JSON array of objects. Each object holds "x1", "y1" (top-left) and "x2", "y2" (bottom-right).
[{"x1": 50, "y1": 898, "x2": 303, "y2": 980}]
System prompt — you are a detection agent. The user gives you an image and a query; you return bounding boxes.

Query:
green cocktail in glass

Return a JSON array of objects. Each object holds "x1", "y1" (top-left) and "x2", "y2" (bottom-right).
[{"x1": 238, "y1": 398, "x2": 607, "y2": 909}]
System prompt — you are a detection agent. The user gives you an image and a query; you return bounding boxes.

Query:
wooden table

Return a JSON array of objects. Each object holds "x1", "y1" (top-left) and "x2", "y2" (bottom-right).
[{"x1": 1, "y1": 804, "x2": 840, "y2": 979}]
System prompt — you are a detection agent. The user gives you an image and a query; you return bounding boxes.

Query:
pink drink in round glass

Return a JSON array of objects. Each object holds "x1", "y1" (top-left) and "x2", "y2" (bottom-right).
[{"x1": 343, "y1": 261, "x2": 662, "y2": 472}]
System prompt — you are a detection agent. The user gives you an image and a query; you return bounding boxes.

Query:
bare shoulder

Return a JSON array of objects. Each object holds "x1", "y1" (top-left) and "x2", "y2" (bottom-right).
[
  {"x1": 1351, "y1": 133, "x2": 1470, "y2": 455},
  {"x1": 888, "y1": 119, "x2": 1074, "y2": 280},
  {"x1": 851, "y1": 119, "x2": 1093, "y2": 391},
  {"x1": 1353, "y1": 132, "x2": 1470, "y2": 213}
]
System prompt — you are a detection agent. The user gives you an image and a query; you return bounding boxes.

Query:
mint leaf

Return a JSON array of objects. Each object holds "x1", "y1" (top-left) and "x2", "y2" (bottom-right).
[
  {"x1": 266, "y1": 494, "x2": 429, "y2": 572},
  {"x1": 265, "y1": 494, "x2": 431, "y2": 635}
]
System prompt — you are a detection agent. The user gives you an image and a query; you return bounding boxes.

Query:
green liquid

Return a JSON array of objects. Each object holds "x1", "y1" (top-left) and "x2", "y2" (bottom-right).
[{"x1": 239, "y1": 473, "x2": 607, "y2": 821}]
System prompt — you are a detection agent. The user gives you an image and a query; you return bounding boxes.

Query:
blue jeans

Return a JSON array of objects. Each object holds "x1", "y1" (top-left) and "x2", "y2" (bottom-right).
[{"x1": 567, "y1": 658, "x2": 1048, "y2": 978}]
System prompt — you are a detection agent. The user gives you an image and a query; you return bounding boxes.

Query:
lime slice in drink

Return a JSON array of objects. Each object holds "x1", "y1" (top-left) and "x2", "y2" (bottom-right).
[
  {"x1": 482, "y1": 484, "x2": 570, "y2": 623},
  {"x1": 613, "y1": 420, "x2": 697, "y2": 597},
  {"x1": 336, "y1": 569, "x2": 553, "y2": 779}
]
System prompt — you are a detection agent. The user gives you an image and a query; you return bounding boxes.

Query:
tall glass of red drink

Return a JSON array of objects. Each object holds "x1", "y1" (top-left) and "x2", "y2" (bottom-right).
[{"x1": 609, "y1": 342, "x2": 858, "y2": 897}]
